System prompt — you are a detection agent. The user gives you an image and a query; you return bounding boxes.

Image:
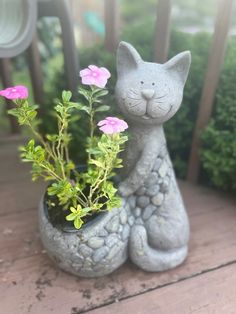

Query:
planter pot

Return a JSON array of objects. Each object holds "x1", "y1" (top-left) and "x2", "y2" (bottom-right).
[{"x1": 38, "y1": 195, "x2": 131, "y2": 278}]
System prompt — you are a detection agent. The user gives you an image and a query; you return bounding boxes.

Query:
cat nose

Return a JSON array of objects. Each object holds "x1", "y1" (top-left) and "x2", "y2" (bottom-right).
[{"x1": 141, "y1": 89, "x2": 155, "y2": 100}]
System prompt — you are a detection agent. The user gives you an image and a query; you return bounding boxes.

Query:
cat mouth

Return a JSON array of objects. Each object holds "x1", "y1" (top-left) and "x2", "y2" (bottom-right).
[
  {"x1": 141, "y1": 105, "x2": 173, "y2": 120},
  {"x1": 142, "y1": 114, "x2": 150, "y2": 120}
]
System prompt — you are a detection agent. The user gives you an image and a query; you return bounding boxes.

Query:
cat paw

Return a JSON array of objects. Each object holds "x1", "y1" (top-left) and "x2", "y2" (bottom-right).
[{"x1": 118, "y1": 182, "x2": 134, "y2": 197}]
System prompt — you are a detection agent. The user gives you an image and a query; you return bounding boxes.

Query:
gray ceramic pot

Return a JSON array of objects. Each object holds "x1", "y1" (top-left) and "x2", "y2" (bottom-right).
[{"x1": 38, "y1": 195, "x2": 131, "y2": 278}]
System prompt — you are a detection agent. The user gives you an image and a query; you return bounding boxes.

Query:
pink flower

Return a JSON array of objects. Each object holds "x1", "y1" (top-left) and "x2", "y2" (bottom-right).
[
  {"x1": 97, "y1": 117, "x2": 128, "y2": 134},
  {"x1": 0, "y1": 85, "x2": 28, "y2": 100},
  {"x1": 79, "y1": 65, "x2": 111, "y2": 88}
]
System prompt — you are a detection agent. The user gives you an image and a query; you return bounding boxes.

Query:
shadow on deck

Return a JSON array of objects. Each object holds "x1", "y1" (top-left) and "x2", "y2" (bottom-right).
[{"x1": 1, "y1": 136, "x2": 236, "y2": 314}]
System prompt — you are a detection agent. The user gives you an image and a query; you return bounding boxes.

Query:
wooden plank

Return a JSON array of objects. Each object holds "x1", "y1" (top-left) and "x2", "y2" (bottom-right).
[
  {"x1": 154, "y1": 0, "x2": 172, "y2": 63},
  {"x1": 1, "y1": 181, "x2": 236, "y2": 313},
  {"x1": 0, "y1": 179, "x2": 45, "y2": 216},
  {"x1": 0, "y1": 59, "x2": 20, "y2": 134},
  {"x1": 0, "y1": 137, "x2": 31, "y2": 184},
  {"x1": 187, "y1": 0, "x2": 234, "y2": 182},
  {"x1": 0, "y1": 210, "x2": 40, "y2": 263},
  {"x1": 104, "y1": 0, "x2": 119, "y2": 52},
  {"x1": 87, "y1": 263, "x2": 236, "y2": 314},
  {"x1": 0, "y1": 137, "x2": 45, "y2": 215}
]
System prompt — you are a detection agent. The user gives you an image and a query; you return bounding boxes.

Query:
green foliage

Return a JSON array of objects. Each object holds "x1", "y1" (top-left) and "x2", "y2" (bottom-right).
[
  {"x1": 201, "y1": 41, "x2": 236, "y2": 191},
  {"x1": 66, "y1": 205, "x2": 91, "y2": 230},
  {"x1": 8, "y1": 85, "x2": 128, "y2": 229}
]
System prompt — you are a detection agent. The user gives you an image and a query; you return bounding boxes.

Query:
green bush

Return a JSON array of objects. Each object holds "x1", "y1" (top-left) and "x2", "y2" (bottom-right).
[{"x1": 201, "y1": 40, "x2": 236, "y2": 191}]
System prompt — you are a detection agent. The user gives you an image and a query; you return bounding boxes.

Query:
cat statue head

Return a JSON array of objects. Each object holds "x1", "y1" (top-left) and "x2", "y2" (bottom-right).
[{"x1": 115, "y1": 41, "x2": 191, "y2": 125}]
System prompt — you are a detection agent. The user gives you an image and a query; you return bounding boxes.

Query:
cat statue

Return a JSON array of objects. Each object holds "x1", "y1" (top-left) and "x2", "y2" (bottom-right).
[{"x1": 115, "y1": 41, "x2": 191, "y2": 272}]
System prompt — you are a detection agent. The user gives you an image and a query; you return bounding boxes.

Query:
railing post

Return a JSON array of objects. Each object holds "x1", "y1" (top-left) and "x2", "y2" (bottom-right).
[
  {"x1": 154, "y1": 0, "x2": 172, "y2": 63},
  {"x1": 0, "y1": 59, "x2": 20, "y2": 134},
  {"x1": 104, "y1": 0, "x2": 119, "y2": 52},
  {"x1": 27, "y1": 34, "x2": 45, "y2": 117},
  {"x1": 38, "y1": 0, "x2": 79, "y2": 96},
  {"x1": 187, "y1": 0, "x2": 234, "y2": 182}
]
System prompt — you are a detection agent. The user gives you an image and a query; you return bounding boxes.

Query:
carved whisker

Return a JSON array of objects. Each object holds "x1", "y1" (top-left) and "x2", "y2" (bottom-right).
[
  {"x1": 127, "y1": 96, "x2": 142, "y2": 101},
  {"x1": 129, "y1": 89, "x2": 139, "y2": 96},
  {"x1": 154, "y1": 94, "x2": 168, "y2": 100},
  {"x1": 156, "y1": 105, "x2": 167, "y2": 112},
  {"x1": 128, "y1": 101, "x2": 143, "y2": 108}
]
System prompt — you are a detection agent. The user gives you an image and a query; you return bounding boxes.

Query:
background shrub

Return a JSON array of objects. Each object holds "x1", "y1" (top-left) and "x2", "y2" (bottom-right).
[{"x1": 201, "y1": 40, "x2": 236, "y2": 191}]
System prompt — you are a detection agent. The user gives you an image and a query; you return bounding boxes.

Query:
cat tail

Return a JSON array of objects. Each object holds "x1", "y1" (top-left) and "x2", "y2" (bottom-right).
[{"x1": 129, "y1": 225, "x2": 188, "y2": 272}]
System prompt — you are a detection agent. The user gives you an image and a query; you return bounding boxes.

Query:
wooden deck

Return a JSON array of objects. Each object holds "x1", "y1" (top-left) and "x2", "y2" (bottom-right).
[{"x1": 1, "y1": 136, "x2": 236, "y2": 314}]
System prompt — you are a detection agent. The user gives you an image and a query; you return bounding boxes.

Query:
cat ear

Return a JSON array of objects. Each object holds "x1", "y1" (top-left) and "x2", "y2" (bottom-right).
[
  {"x1": 164, "y1": 51, "x2": 191, "y2": 85},
  {"x1": 116, "y1": 41, "x2": 142, "y2": 77}
]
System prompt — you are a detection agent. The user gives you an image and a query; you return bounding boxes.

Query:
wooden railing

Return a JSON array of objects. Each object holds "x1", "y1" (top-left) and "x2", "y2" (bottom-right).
[{"x1": 0, "y1": 0, "x2": 234, "y2": 182}]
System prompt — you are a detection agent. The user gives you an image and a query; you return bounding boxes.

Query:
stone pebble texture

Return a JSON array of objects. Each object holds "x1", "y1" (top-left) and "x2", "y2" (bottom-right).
[
  {"x1": 39, "y1": 148, "x2": 188, "y2": 277},
  {"x1": 39, "y1": 200, "x2": 131, "y2": 278}
]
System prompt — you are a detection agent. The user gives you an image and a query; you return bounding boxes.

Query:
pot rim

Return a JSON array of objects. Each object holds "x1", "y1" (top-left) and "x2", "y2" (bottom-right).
[{"x1": 43, "y1": 192, "x2": 108, "y2": 234}]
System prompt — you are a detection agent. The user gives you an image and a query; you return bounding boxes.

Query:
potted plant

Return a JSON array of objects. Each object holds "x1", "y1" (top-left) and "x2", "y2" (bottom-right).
[
  {"x1": 0, "y1": 65, "x2": 131, "y2": 278},
  {"x1": 1, "y1": 41, "x2": 191, "y2": 277}
]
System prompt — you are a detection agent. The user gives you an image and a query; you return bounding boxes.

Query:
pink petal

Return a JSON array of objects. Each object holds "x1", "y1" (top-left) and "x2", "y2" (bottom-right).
[
  {"x1": 119, "y1": 120, "x2": 128, "y2": 129},
  {"x1": 88, "y1": 65, "x2": 99, "y2": 71},
  {"x1": 99, "y1": 124, "x2": 115, "y2": 134},
  {"x1": 106, "y1": 117, "x2": 119, "y2": 122},
  {"x1": 15, "y1": 85, "x2": 28, "y2": 98},
  {"x1": 100, "y1": 67, "x2": 111, "y2": 79},
  {"x1": 94, "y1": 77, "x2": 108, "y2": 88},
  {"x1": 0, "y1": 85, "x2": 28, "y2": 99},
  {"x1": 79, "y1": 68, "x2": 91, "y2": 77},
  {"x1": 97, "y1": 119, "x2": 108, "y2": 126},
  {"x1": 81, "y1": 75, "x2": 96, "y2": 85}
]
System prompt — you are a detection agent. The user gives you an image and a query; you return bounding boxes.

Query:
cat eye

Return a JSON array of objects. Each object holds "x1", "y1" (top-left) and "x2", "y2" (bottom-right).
[{"x1": 140, "y1": 81, "x2": 144, "y2": 84}]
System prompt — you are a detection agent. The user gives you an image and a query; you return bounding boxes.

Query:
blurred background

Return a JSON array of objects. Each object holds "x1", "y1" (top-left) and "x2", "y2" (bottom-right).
[{"x1": 0, "y1": 0, "x2": 236, "y2": 193}]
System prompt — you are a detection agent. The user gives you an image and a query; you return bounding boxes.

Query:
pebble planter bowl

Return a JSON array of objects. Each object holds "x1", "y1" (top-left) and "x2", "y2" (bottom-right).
[{"x1": 38, "y1": 197, "x2": 131, "y2": 278}]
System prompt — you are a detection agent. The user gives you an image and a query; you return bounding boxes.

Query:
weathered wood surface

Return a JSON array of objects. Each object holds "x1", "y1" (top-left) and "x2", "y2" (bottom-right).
[
  {"x1": 88, "y1": 263, "x2": 236, "y2": 314},
  {"x1": 0, "y1": 138, "x2": 236, "y2": 314}
]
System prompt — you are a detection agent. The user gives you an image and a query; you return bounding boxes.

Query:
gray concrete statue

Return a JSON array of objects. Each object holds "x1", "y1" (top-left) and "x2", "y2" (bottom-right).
[
  {"x1": 39, "y1": 41, "x2": 191, "y2": 277},
  {"x1": 115, "y1": 41, "x2": 191, "y2": 272}
]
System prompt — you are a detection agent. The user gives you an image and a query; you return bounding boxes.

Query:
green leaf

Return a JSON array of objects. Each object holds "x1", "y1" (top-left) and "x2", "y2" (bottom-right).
[
  {"x1": 66, "y1": 212, "x2": 77, "y2": 221},
  {"x1": 70, "y1": 206, "x2": 77, "y2": 213},
  {"x1": 62, "y1": 90, "x2": 72, "y2": 102},
  {"x1": 78, "y1": 87, "x2": 90, "y2": 101},
  {"x1": 79, "y1": 106, "x2": 91, "y2": 114},
  {"x1": 74, "y1": 216, "x2": 83, "y2": 229},
  {"x1": 89, "y1": 159, "x2": 104, "y2": 168},
  {"x1": 95, "y1": 105, "x2": 110, "y2": 112},
  {"x1": 7, "y1": 108, "x2": 20, "y2": 117},
  {"x1": 46, "y1": 134, "x2": 58, "y2": 142},
  {"x1": 93, "y1": 89, "x2": 109, "y2": 97}
]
